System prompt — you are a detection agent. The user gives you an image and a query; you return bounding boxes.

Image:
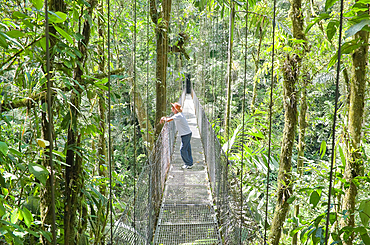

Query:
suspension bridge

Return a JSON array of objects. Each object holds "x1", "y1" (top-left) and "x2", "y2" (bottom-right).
[{"x1": 112, "y1": 90, "x2": 262, "y2": 245}]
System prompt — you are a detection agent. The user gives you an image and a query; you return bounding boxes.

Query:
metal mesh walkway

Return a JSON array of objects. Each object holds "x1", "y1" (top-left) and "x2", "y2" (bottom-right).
[{"x1": 153, "y1": 94, "x2": 222, "y2": 245}]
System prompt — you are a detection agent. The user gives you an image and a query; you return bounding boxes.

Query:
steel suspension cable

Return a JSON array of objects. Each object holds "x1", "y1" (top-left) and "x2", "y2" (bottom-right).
[
  {"x1": 146, "y1": 0, "x2": 152, "y2": 240},
  {"x1": 219, "y1": 13, "x2": 225, "y2": 138},
  {"x1": 215, "y1": 12, "x2": 219, "y2": 131},
  {"x1": 325, "y1": 0, "x2": 344, "y2": 243},
  {"x1": 146, "y1": 0, "x2": 149, "y2": 156},
  {"x1": 212, "y1": 14, "x2": 215, "y2": 120},
  {"x1": 264, "y1": 0, "x2": 277, "y2": 242},
  {"x1": 107, "y1": 0, "x2": 113, "y2": 241},
  {"x1": 240, "y1": 4, "x2": 249, "y2": 243},
  {"x1": 133, "y1": 0, "x2": 137, "y2": 241},
  {"x1": 44, "y1": 1, "x2": 57, "y2": 244}
]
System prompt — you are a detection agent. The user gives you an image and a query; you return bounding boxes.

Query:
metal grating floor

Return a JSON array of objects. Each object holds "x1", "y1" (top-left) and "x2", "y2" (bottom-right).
[
  {"x1": 155, "y1": 223, "x2": 219, "y2": 245},
  {"x1": 154, "y1": 204, "x2": 219, "y2": 245},
  {"x1": 159, "y1": 204, "x2": 216, "y2": 224},
  {"x1": 153, "y1": 95, "x2": 221, "y2": 245}
]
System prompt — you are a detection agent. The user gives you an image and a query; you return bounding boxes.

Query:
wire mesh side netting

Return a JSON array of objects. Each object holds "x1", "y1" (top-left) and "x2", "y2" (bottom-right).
[
  {"x1": 192, "y1": 91, "x2": 262, "y2": 245},
  {"x1": 112, "y1": 91, "x2": 186, "y2": 244}
]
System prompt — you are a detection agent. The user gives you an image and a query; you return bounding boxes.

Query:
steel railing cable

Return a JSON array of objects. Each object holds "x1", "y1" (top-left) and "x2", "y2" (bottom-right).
[
  {"x1": 325, "y1": 0, "x2": 344, "y2": 243},
  {"x1": 264, "y1": 0, "x2": 277, "y2": 242},
  {"x1": 44, "y1": 1, "x2": 57, "y2": 244},
  {"x1": 220, "y1": 13, "x2": 225, "y2": 138},
  {"x1": 215, "y1": 12, "x2": 218, "y2": 122},
  {"x1": 240, "y1": 3, "x2": 249, "y2": 243},
  {"x1": 133, "y1": 0, "x2": 137, "y2": 242},
  {"x1": 146, "y1": 0, "x2": 152, "y2": 241},
  {"x1": 212, "y1": 14, "x2": 215, "y2": 120},
  {"x1": 107, "y1": 0, "x2": 113, "y2": 241}
]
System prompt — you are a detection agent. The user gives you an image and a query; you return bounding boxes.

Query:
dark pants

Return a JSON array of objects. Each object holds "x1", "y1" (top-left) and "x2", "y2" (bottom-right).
[{"x1": 180, "y1": 132, "x2": 193, "y2": 166}]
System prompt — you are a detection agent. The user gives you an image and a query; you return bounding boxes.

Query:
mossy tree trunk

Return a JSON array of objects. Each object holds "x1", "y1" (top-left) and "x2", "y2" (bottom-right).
[
  {"x1": 340, "y1": 23, "x2": 369, "y2": 245},
  {"x1": 94, "y1": 1, "x2": 108, "y2": 243},
  {"x1": 292, "y1": 76, "x2": 308, "y2": 245},
  {"x1": 268, "y1": 0, "x2": 306, "y2": 242},
  {"x1": 149, "y1": 0, "x2": 172, "y2": 225},
  {"x1": 40, "y1": 0, "x2": 65, "y2": 243},
  {"x1": 150, "y1": 0, "x2": 172, "y2": 139},
  {"x1": 64, "y1": 0, "x2": 96, "y2": 244}
]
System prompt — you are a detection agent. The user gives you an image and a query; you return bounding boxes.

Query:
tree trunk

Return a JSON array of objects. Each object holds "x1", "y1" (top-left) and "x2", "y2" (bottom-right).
[
  {"x1": 224, "y1": 1, "x2": 235, "y2": 141},
  {"x1": 40, "y1": 0, "x2": 65, "y2": 243},
  {"x1": 292, "y1": 76, "x2": 308, "y2": 245},
  {"x1": 64, "y1": 1, "x2": 96, "y2": 244},
  {"x1": 340, "y1": 26, "x2": 369, "y2": 245},
  {"x1": 268, "y1": 54, "x2": 299, "y2": 245},
  {"x1": 150, "y1": 0, "x2": 172, "y2": 139},
  {"x1": 94, "y1": 1, "x2": 108, "y2": 242},
  {"x1": 268, "y1": 0, "x2": 306, "y2": 242}
]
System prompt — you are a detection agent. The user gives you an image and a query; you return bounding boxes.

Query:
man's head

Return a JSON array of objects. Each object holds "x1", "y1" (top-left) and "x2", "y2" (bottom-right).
[{"x1": 171, "y1": 102, "x2": 182, "y2": 113}]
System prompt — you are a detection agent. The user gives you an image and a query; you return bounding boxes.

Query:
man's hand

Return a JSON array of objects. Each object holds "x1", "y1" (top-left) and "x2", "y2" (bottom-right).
[{"x1": 160, "y1": 117, "x2": 166, "y2": 124}]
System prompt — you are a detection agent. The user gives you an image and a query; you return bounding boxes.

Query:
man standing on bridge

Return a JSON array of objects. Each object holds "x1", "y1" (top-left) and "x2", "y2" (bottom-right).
[{"x1": 160, "y1": 102, "x2": 193, "y2": 169}]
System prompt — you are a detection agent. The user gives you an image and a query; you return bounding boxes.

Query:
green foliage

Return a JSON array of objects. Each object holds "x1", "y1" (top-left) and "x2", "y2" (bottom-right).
[
  {"x1": 359, "y1": 200, "x2": 370, "y2": 227},
  {"x1": 1, "y1": 0, "x2": 370, "y2": 243}
]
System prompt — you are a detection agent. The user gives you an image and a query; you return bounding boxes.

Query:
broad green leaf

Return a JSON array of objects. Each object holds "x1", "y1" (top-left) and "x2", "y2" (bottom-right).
[
  {"x1": 11, "y1": 209, "x2": 19, "y2": 224},
  {"x1": 361, "y1": 232, "x2": 370, "y2": 245},
  {"x1": 39, "y1": 230, "x2": 52, "y2": 242},
  {"x1": 31, "y1": 0, "x2": 43, "y2": 10},
  {"x1": 345, "y1": 19, "x2": 370, "y2": 38},
  {"x1": 327, "y1": 20, "x2": 339, "y2": 42},
  {"x1": 5, "y1": 35, "x2": 23, "y2": 48},
  {"x1": 39, "y1": 37, "x2": 47, "y2": 51},
  {"x1": 12, "y1": 11, "x2": 28, "y2": 19},
  {"x1": 0, "y1": 34, "x2": 8, "y2": 48},
  {"x1": 359, "y1": 200, "x2": 370, "y2": 227},
  {"x1": 29, "y1": 163, "x2": 49, "y2": 185},
  {"x1": 52, "y1": 150, "x2": 66, "y2": 159},
  {"x1": 328, "y1": 40, "x2": 362, "y2": 68},
  {"x1": 6, "y1": 30, "x2": 26, "y2": 38},
  {"x1": 314, "y1": 214, "x2": 325, "y2": 227},
  {"x1": 54, "y1": 25, "x2": 73, "y2": 44},
  {"x1": 325, "y1": 0, "x2": 339, "y2": 11},
  {"x1": 329, "y1": 212, "x2": 337, "y2": 225},
  {"x1": 355, "y1": 227, "x2": 370, "y2": 245},
  {"x1": 0, "y1": 142, "x2": 9, "y2": 156},
  {"x1": 0, "y1": 203, "x2": 5, "y2": 217},
  {"x1": 21, "y1": 208, "x2": 33, "y2": 228},
  {"x1": 306, "y1": 13, "x2": 330, "y2": 34},
  {"x1": 9, "y1": 148, "x2": 22, "y2": 157},
  {"x1": 287, "y1": 196, "x2": 296, "y2": 204},
  {"x1": 341, "y1": 40, "x2": 362, "y2": 54},
  {"x1": 22, "y1": 19, "x2": 34, "y2": 28},
  {"x1": 338, "y1": 144, "x2": 346, "y2": 166},
  {"x1": 320, "y1": 141, "x2": 326, "y2": 159},
  {"x1": 49, "y1": 11, "x2": 67, "y2": 23},
  {"x1": 310, "y1": 191, "x2": 320, "y2": 208}
]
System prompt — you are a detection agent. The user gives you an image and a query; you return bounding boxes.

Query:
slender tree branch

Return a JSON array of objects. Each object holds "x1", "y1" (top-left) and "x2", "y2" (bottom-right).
[{"x1": 1, "y1": 35, "x2": 44, "y2": 70}]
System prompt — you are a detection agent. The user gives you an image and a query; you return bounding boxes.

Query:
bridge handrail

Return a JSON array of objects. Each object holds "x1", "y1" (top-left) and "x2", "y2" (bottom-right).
[
  {"x1": 112, "y1": 90, "x2": 186, "y2": 244},
  {"x1": 192, "y1": 90, "x2": 263, "y2": 244}
]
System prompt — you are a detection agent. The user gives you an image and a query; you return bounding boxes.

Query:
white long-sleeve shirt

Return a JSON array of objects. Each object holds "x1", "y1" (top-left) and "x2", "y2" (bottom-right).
[{"x1": 170, "y1": 113, "x2": 192, "y2": 136}]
